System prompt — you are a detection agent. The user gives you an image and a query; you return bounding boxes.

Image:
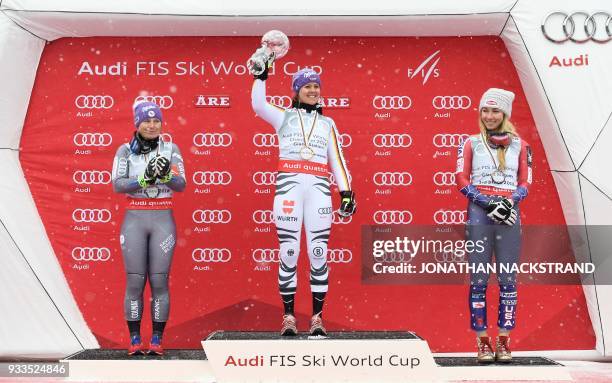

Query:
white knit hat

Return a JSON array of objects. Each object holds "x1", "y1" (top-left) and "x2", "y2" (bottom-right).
[{"x1": 479, "y1": 88, "x2": 515, "y2": 118}]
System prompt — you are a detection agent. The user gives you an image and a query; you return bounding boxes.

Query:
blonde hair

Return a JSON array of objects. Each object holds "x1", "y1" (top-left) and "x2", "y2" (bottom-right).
[{"x1": 479, "y1": 116, "x2": 518, "y2": 170}]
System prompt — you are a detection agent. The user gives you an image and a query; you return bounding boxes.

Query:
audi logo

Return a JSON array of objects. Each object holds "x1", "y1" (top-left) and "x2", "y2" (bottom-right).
[
  {"x1": 542, "y1": 11, "x2": 612, "y2": 43},
  {"x1": 432, "y1": 96, "x2": 472, "y2": 110},
  {"x1": 373, "y1": 172, "x2": 412, "y2": 186},
  {"x1": 252, "y1": 210, "x2": 274, "y2": 224},
  {"x1": 160, "y1": 133, "x2": 172, "y2": 143},
  {"x1": 252, "y1": 248, "x2": 280, "y2": 263},
  {"x1": 329, "y1": 172, "x2": 353, "y2": 186},
  {"x1": 372, "y1": 96, "x2": 412, "y2": 110},
  {"x1": 193, "y1": 133, "x2": 232, "y2": 147},
  {"x1": 253, "y1": 133, "x2": 279, "y2": 147},
  {"x1": 266, "y1": 95, "x2": 292, "y2": 109},
  {"x1": 192, "y1": 210, "x2": 232, "y2": 224},
  {"x1": 75, "y1": 95, "x2": 114, "y2": 109},
  {"x1": 332, "y1": 214, "x2": 353, "y2": 225},
  {"x1": 72, "y1": 209, "x2": 111, "y2": 223},
  {"x1": 372, "y1": 134, "x2": 412, "y2": 148},
  {"x1": 433, "y1": 171, "x2": 456, "y2": 186},
  {"x1": 252, "y1": 172, "x2": 276, "y2": 186},
  {"x1": 134, "y1": 95, "x2": 174, "y2": 109},
  {"x1": 73, "y1": 170, "x2": 112, "y2": 185},
  {"x1": 373, "y1": 210, "x2": 413, "y2": 224},
  {"x1": 376, "y1": 251, "x2": 413, "y2": 263},
  {"x1": 434, "y1": 251, "x2": 467, "y2": 263},
  {"x1": 191, "y1": 248, "x2": 232, "y2": 263},
  {"x1": 327, "y1": 249, "x2": 352, "y2": 263},
  {"x1": 433, "y1": 210, "x2": 467, "y2": 225},
  {"x1": 338, "y1": 133, "x2": 352, "y2": 148},
  {"x1": 433, "y1": 133, "x2": 470, "y2": 148},
  {"x1": 251, "y1": 248, "x2": 352, "y2": 263},
  {"x1": 73, "y1": 133, "x2": 113, "y2": 147},
  {"x1": 71, "y1": 247, "x2": 111, "y2": 262},
  {"x1": 192, "y1": 171, "x2": 232, "y2": 186}
]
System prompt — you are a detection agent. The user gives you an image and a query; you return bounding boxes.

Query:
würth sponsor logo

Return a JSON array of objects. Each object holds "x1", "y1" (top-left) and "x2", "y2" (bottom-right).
[
  {"x1": 195, "y1": 95, "x2": 231, "y2": 108},
  {"x1": 549, "y1": 54, "x2": 589, "y2": 67},
  {"x1": 319, "y1": 97, "x2": 350, "y2": 108},
  {"x1": 282, "y1": 200, "x2": 295, "y2": 214}
]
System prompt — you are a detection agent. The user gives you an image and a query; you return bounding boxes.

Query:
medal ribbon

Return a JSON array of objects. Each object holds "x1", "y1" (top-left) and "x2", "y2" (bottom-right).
[
  {"x1": 480, "y1": 132, "x2": 507, "y2": 171},
  {"x1": 297, "y1": 109, "x2": 318, "y2": 150}
]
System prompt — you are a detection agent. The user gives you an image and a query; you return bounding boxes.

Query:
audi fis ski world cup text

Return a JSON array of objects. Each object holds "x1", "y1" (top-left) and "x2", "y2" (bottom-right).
[{"x1": 77, "y1": 61, "x2": 323, "y2": 77}]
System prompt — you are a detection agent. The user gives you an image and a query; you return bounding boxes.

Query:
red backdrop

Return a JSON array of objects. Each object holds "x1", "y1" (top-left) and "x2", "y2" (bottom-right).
[{"x1": 19, "y1": 36, "x2": 594, "y2": 351}]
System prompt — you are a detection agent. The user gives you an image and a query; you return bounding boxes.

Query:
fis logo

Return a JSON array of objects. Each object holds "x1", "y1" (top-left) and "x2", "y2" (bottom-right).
[{"x1": 408, "y1": 50, "x2": 441, "y2": 85}]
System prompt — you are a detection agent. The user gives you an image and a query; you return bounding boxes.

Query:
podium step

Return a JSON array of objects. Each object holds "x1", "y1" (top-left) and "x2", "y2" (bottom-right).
[
  {"x1": 207, "y1": 330, "x2": 420, "y2": 340},
  {"x1": 435, "y1": 356, "x2": 561, "y2": 367},
  {"x1": 62, "y1": 349, "x2": 213, "y2": 382},
  {"x1": 66, "y1": 349, "x2": 207, "y2": 360}
]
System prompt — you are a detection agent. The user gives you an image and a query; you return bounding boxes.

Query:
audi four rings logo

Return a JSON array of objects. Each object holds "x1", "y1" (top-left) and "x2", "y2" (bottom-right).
[
  {"x1": 72, "y1": 170, "x2": 112, "y2": 185},
  {"x1": 329, "y1": 172, "x2": 353, "y2": 186},
  {"x1": 252, "y1": 133, "x2": 279, "y2": 147},
  {"x1": 432, "y1": 96, "x2": 471, "y2": 110},
  {"x1": 192, "y1": 210, "x2": 232, "y2": 224},
  {"x1": 433, "y1": 133, "x2": 469, "y2": 148},
  {"x1": 373, "y1": 134, "x2": 412, "y2": 148},
  {"x1": 192, "y1": 171, "x2": 232, "y2": 186},
  {"x1": 71, "y1": 247, "x2": 111, "y2": 262},
  {"x1": 75, "y1": 95, "x2": 114, "y2": 109},
  {"x1": 191, "y1": 248, "x2": 232, "y2": 263},
  {"x1": 373, "y1": 172, "x2": 413, "y2": 186},
  {"x1": 252, "y1": 210, "x2": 274, "y2": 224},
  {"x1": 266, "y1": 95, "x2": 292, "y2": 109},
  {"x1": 251, "y1": 248, "x2": 352, "y2": 263},
  {"x1": 193, "y1": 133, "x2": 232, "y2": 147},
  {"x1": 134, "y1": 95, "x2": 174, "y2": 109},
  {"x1": 160, "y1": 133, "x2": 172, "y2": 143},
  {"x1": 73, "y1": 133, "x2": 113, "y2": 147},
  {"x1": 434, "y1": 251, "x2": 466, "y2": 263},
  {"x1": 72, "y1": 209, "x2": 111, "y2": 223},
  {"x1": 252, "y1": 172, "x2": 276, "y2": 186},
  {"x1": 433, "y1": 172, "x2": 456, "y2": 186},
  {"x1": 378, "y1": 252, "x2": 413, "y2": 263},
  {"x1": 373, "y1": 210, "x2": 413, "y2": 224},
  {"x1": 433, "y1": 210, "x2": 467, "y2": 224},
  {"x1": 327, "y1": 249, "x2": 352, "y2": 263},
  {"x1": 332, "y1": 214, "x2": 353, "y2": 225},
  {"x1": 542, "y1": 12, "x2": 612, "y2": 43},
  {"x1": 252, "y1": 248, "x2": 280, "y2": 263},
  {"x1": 372, "y1": 96, "x2": 412, "y2": 110},
  {"x1": 338, "y1": 133, "x2": 352, "y2": 147}
]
